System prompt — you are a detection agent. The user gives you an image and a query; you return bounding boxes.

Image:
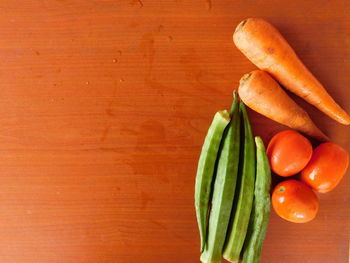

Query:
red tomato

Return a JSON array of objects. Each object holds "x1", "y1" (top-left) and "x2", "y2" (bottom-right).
[
  {"x1": 272, "y1": 180, "x2": 319, "y2": 223},
  {"x1": 267, "y1": 130, "x2": 312, "y2": 177},
  {"x1": 301, "y1": 142, "x2": 349, "y2": 193}
]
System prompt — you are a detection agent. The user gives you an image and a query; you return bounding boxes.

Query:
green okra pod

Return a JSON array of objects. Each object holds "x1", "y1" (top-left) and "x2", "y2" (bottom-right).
[
  {"x1": 223, "y1": 102, "x2": 256, "y2": 263},
  {"x1": 242, "y1": 136, "x2": 271, "y2": 263},
  {"x1": 195, "y1": 110, "x2": 230, "y2": 252},
  {"x1": 200, "y1": 93, "x2": 241, "y2": 263}
]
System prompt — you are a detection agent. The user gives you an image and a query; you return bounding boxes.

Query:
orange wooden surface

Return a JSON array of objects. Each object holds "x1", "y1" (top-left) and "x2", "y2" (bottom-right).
[{"x1": 0, "y1": 1, "x2": 349, "y2": 262}]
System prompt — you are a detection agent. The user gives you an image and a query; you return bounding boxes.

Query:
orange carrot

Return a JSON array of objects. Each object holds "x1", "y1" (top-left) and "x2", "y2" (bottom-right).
[
  {"x1": 238, "y1": 70, "x2": 328, "y2": 141},
  {"x1": 233, "y1": 18, "x2": 350, "y2": 125}
]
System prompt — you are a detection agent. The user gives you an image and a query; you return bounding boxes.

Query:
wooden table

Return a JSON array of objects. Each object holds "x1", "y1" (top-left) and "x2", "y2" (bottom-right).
[{"x1": 0, "y1": 0, "x2": 349, "y2": 262}]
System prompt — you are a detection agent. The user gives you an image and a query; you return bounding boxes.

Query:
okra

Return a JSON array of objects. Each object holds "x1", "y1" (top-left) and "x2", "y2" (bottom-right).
[
  {"x1": 242, "y1": 137, "x2": 271, "y2": 263},
  {"x1": 200, "y1": 93, "x2": 241, "y2": 263},
  {"x1": 223, "y1": 102, "x2": 256, "y2": 263},
  {"x1": 195, "y1": 110, "x2": 231, "y2": 252}
]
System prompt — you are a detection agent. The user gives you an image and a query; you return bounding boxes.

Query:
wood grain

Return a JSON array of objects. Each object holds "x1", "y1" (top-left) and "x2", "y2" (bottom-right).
[{"x1": 0, "y1": 0, "x2": 349, "y2": 262}]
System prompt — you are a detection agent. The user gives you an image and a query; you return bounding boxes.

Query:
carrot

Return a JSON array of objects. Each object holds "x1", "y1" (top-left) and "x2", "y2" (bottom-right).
[
  {"x1": 238, "y1": 70, "x2": 328, "y2": 141},
  {"x1": 233, "y1": 18, "x2": 350, "y2": 125}
]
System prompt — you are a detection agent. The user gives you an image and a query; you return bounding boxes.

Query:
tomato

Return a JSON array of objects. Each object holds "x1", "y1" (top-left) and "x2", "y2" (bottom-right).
[
  {"x1": 267, "y1": 130, "x2": 312, "y2": 177},
  {"x1": 272, "y1": 180, "x2": 319, "y2": 223},
  {"x1": 301, "y1": 142, "x2": 349, "y2": 193}
]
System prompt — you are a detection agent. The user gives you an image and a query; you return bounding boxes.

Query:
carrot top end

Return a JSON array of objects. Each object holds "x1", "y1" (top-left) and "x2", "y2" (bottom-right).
[
  {"x1": 240, "y1": 73, "x2": 252, "y2": 85},
  {"x1": 235, "y1": 19, "x2": 248, "y2": 33}
]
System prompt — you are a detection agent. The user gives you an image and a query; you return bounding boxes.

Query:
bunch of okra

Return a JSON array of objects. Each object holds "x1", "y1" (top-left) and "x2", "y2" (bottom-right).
[{"x1": 195, "y1": 92, "x2": 271, "y2": 263}]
